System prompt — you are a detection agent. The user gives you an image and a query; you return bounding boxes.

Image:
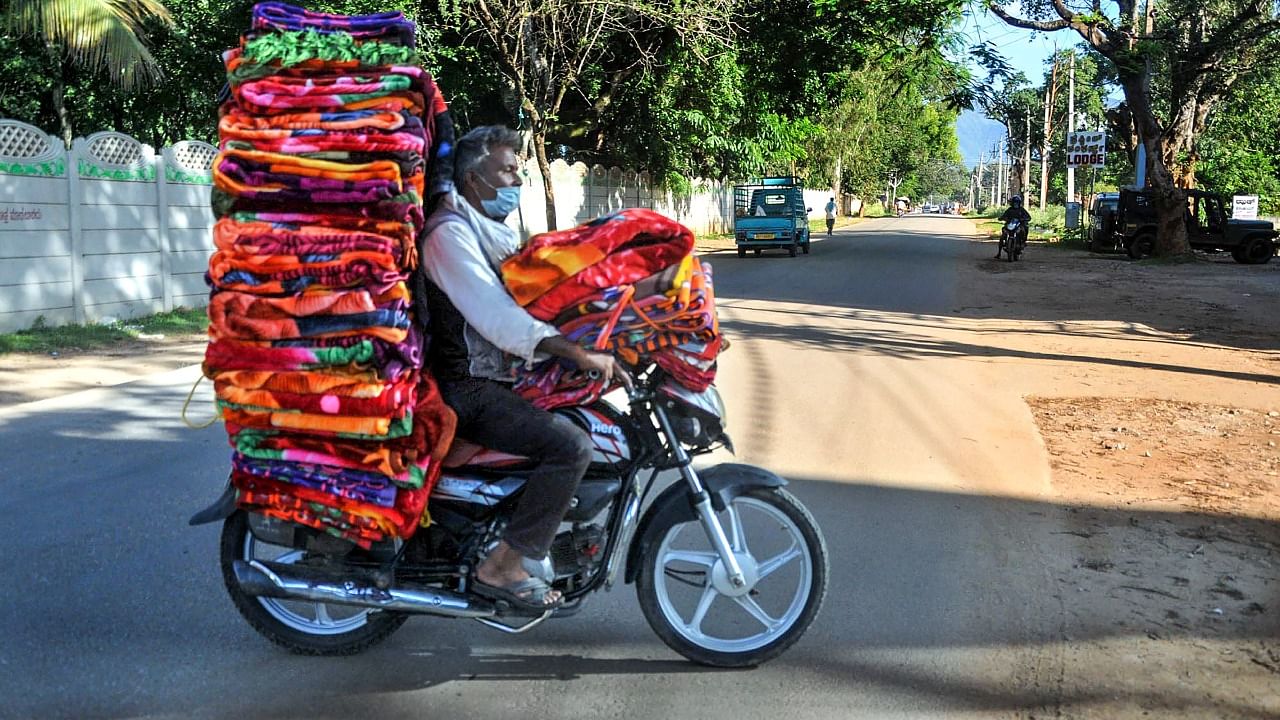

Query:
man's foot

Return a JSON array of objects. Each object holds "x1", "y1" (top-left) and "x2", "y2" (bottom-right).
[{"x1": 475, "y1": 542, "x2": 561, "y2": 607}]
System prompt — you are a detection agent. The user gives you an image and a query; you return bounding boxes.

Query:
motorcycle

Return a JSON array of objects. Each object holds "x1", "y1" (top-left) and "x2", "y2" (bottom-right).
[
  {"x1": 191, "y1": 367, "x2": 829, "y2": 667},
  {"x1": 996, "y1": 217, "x2": 1027, "y2": 262}
]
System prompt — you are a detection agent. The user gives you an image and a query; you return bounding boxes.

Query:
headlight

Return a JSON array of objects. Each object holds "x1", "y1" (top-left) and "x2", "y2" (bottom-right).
[{"x1": 660, "y1": 383, "x2": 729, "y2": 449}]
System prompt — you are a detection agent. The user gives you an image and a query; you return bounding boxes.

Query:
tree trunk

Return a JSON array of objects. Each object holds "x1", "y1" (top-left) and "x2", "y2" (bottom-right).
[
  {"x1": 531, "y1": 124, "x2": 558, "y2": 232},
  {"x1": 1115, "y1": 62, "x2": 1191, "y2": 257},
  {"x1": 44, "y1": 44, "x2": 73, "y2": 146},
  {"x1": 832, "y1": 155, "x2": 843, "y2": 215},
  {"x1": 1010, "y1": 157, "x2": 1025, "y2": 201},
  {"x1": 1040, "y1": 59, "x2": 1059, "y2": 210},
  {"x1": 1135, "y1": 121, "x2": 1190, "y2": 258}
]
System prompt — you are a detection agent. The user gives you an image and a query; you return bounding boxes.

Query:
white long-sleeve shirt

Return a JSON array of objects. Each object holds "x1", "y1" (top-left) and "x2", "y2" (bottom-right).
[{"x1": 421, "y1": 191, "x2": 559, "y2": 381}]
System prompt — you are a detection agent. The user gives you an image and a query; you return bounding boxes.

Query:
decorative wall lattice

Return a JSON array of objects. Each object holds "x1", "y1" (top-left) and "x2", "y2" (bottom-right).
[
  {"x1": 0, "y1": 120, "x2": 57, "y2": 161},
  {"x1": 85, "y1": 132, "x2": 146, "y2": 167},
  {"x1": 164, "y1": 141, "x2": 218, "y2": 184},
  {"x1": 169, "y1": 141, "x2": 217, "y2": 171}
]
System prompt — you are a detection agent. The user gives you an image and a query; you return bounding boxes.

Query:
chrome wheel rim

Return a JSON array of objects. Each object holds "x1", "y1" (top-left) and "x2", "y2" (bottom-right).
[
  {"x1": 652, "y1": 496, "x2": 812, "y2": 653},
  {"x1": 241, "y1": 532, "x2": 372, "y2": 635}
]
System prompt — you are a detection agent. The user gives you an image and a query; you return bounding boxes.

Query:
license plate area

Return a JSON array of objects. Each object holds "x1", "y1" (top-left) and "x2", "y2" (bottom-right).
[{"x1": 753, "y1": 233, "x2": 776, "y2": 240}]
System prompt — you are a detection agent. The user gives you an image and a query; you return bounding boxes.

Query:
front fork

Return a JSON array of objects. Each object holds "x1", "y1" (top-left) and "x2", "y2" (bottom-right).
[{"x1": 651, "y1": 403, "x2": 748, "y2": 589}]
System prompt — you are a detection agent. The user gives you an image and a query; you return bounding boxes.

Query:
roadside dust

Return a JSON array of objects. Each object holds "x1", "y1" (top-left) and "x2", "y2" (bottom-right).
[
  {"x1": 958, "y1": 234, "x2": 1279, "y2": 719},
  {"x1": 1021, "y1": 397, "x2": 1280, "y2": 719},
  {"x1": 0, "y1": 336, "x2": 206, "y2": 408},
  {"x1": 1029, "y1": 397, "x2": 1279, "y2": 521}
]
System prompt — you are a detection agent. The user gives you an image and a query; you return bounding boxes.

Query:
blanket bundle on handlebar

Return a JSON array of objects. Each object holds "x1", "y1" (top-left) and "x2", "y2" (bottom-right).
[
  {"x1": 204, "y1": 2, "x2": 456, "y2": 547},
  {"x1": 499, "y1": 209, "x2": 725, "y2": 410}
]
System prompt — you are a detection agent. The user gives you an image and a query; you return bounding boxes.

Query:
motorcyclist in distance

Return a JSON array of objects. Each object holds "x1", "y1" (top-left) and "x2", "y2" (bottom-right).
[{"x1": 997, "y1": 195, "x2": 1031, "y2": 258}]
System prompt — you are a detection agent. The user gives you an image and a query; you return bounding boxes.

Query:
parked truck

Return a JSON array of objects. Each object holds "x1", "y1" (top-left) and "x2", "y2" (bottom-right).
[
  {"x1": 733, "y1": 176, "x2": 811, "y2": 258},
  {"x1": 1097, "y1": 188, "x2": 1277, "y2": 263}
]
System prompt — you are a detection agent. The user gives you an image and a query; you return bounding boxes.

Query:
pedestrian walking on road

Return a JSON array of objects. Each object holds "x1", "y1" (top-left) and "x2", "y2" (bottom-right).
[{"x1": 825, "y1": 197, "x2": 837, "y2": 236}]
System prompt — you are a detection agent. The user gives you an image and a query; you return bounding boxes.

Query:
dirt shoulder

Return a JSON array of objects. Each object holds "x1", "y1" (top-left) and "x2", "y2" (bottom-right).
[
  {"x1": 0, "y1": 334, "x2": 207, "y2": 408},
  {"x1": 956, "y1": 226, "x2": 1280, "y2": 718}
]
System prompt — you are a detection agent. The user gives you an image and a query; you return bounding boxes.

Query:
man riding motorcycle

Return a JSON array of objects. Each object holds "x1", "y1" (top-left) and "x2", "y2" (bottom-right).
[
  {"x1": 996, "y1": 195, "x2": 1031, "y2": 259},
  {"x1": 420, "y1": 125, "x2": 629, "y2": 611}
]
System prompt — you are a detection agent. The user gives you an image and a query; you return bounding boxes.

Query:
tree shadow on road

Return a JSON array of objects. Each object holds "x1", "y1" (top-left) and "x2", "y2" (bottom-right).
[
  {"x1": 709, "y1": 226, "x2": 1280, "y2": 353},
  {"x1": 1, "y1": 371, "x2": 1277, "y2": 719},
  {"x1": 717, "y1": 309, "x2": 1280, "y2": 387}
]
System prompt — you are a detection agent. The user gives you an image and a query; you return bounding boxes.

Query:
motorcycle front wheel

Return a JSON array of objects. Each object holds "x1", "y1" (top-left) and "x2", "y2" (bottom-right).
[
  {"x1": 636, "y1": 487, "x2": 828, "y2": 667},
  {"x1": 219, "y1": 511, "x2": 408, "y2": 655}
]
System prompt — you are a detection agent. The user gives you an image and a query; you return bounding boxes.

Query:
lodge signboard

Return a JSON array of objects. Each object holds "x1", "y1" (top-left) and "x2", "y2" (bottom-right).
[{"x1": 1066, "y1": 132, "x2": 1106, "y2": 168}]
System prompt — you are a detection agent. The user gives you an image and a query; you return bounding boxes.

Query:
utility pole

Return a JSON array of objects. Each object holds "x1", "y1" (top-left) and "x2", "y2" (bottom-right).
[
  {"x1": 1135, "y1": 0, "x2": 1156, "y2": 187},
  {"x1": 1066, "y1": 52, "x2": 1076, "y2": 204},
  {"x1": 1023, "y1": 115, "x2": 1032, "y2": 200},
  {"x1": 995, "y1": 140, "x2": 1005, "y2": 205},
  {"x1": 1040, "y1": 53, "x2": 1059, "y2": 210},
  {"x1": 998, "y1": 135, "x2": 1008, "y2": 203},
  {"x1": 977, "y1": 150, "x2": 986, "y2": 208}
]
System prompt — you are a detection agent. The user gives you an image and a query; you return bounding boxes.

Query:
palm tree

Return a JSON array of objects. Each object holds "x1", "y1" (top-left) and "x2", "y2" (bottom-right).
[{"x1": 4, "y1": 0, "x2": 173, "y2": 144}]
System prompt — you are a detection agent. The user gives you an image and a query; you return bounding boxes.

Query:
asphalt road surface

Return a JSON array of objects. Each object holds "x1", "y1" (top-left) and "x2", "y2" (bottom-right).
[{"x1": 1, "y1": 216, "x2": 1077, "y2": 720}]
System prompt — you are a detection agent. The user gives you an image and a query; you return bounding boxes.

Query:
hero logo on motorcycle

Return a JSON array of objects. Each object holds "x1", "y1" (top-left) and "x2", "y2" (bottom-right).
[{"x1": 589, "y1": 418, "x2": 623, "y2": 438}]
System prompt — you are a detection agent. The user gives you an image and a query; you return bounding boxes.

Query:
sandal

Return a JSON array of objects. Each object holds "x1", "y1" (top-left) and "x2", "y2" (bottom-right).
[{"x1": 471, "y1": 576, "x2": 563, "y2": 614}]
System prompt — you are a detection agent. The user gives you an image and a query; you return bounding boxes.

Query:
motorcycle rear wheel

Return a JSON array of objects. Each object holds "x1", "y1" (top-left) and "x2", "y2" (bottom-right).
[
  {"x1": 636, "y1": 488, "x2": 828, "y2": 667},
  {"x1": 219, "y1": 511, "x2": 408, "y2": 655}
]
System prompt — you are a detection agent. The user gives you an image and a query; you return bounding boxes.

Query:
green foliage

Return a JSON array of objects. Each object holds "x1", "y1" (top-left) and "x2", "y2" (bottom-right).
[
  {"x1": 0, "y1": 0, "x2": 970, "y2": 200},
  {"x1": 1199, "y1": 63, "x2": 1280, "y2": 213},
  {"x1": 0, "y1": 307, "x2": 207, "y2": 354},
  {"x1": 3, "y1": 0, "x2": 173, "y2": 91}
]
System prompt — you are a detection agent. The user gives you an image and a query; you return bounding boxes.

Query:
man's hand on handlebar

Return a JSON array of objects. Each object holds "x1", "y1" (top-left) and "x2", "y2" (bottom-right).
[
  {"x1": 536, "y1": 335, "x2": 633, "y2": 390},
  {"x1": 575, "y1": 351, "x2": 633, "y2": 391}
]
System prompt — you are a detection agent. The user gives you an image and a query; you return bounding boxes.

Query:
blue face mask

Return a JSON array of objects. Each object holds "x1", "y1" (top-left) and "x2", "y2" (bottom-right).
[{"x1": 475, "y1": 174, "x2": 522, "y2": 219}]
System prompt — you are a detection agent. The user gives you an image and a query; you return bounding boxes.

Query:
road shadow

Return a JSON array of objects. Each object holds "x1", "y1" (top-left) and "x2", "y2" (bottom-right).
[
  {"x1": 1, "y1": 373, "x2": 1276, "y2": 719},
  {"x1": 716, "y1": 308, "x2": 1280, "y2": 387},
  {"x1": 710, "y1": 223, "x2": 1280, "y2": 353}
]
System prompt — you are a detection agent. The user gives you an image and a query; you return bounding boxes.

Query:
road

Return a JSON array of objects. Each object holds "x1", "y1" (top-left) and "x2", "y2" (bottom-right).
[{"x1": 0, "y1": 215, "x2": 1232, "y2": 719}]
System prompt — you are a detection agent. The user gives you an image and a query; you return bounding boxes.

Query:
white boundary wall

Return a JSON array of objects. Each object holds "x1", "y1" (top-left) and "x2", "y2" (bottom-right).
[
  {"x1": 0, "y1": 119, "x2": 216, "y2": 332},
  {"x1": 0, "y1": 118, "x2": 844, "y2": 332},
  {"x1": 513, "y1": 161, "x2": 736, "y2": 238}
]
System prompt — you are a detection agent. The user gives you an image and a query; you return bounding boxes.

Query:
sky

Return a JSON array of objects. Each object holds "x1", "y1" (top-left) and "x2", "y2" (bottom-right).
[
  {"x1": 961, "y1": 6, "x2": 1065, "y2": 83},
  {"x1": 954, "y1": 6, "x2": 1066, "y2": 167}
]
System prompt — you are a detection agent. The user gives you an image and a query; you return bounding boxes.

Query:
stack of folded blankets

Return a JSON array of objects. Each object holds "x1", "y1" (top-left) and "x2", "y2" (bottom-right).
[
  {"x1": 500, "y1": 209, "x2": 726, "y2": 409},
  {"x1": 204, "y1": 2, "x2": 457, "y2": 548}
]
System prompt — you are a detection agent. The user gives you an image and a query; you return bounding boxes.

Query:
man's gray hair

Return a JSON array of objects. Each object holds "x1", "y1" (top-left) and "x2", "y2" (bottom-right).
[{"x1": 453, "y1": 125, "x2": 523, "y2": 188}]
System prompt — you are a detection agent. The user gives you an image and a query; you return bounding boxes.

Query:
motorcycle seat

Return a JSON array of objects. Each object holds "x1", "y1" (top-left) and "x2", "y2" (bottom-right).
[{"x1": 441, "y1": 438, "x2": 531, "y2": 469}]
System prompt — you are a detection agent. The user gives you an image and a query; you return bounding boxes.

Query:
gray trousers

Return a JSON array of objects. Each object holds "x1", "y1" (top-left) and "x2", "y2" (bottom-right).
[{"x1": 439, "y1": 378, "x2": 593, "y2": 559}]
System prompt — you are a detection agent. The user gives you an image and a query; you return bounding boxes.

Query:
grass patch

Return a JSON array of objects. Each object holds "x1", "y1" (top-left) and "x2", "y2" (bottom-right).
[
  {"x1": 808, "y1": 216, "x2": 864, "y2": 234},
  {"x1": 973, "y1": 217, "x2": 1061, "y2": 244},
  {"x1": 0, "y1": 307, "x2": 208, "y2": 355},
  {"x1": 697, "y1": 230, "x2": 733, "y2": 243}
]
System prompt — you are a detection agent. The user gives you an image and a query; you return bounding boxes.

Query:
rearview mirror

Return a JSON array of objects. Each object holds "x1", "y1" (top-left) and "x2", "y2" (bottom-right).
[{"x1": 806, "y1": 207, "x2": 812, "y2": 212}]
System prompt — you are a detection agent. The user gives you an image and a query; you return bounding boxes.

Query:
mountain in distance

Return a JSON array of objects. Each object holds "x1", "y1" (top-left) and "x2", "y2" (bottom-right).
[{"x1": 957, "y1": 110, "x2": 1009, "y2": 169}]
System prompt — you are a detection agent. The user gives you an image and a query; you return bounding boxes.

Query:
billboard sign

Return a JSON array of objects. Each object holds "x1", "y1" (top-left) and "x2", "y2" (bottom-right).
[
  {"x1": 1066, "y1": 132, "x2": 1106, "y2": 168},
  {"x1": 1232, "y1": 195, "x2": 1259, "y2": 220}
]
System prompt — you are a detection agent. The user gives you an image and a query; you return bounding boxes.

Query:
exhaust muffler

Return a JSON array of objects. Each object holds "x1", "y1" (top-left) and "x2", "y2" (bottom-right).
[{"x1": 233, "y1": 559, "x2": 496, "y2": 619}]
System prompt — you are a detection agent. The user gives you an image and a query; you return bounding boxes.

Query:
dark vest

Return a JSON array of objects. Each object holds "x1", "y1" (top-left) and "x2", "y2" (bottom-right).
[{"x1": 420, "y1": 277, "x2": 471, "y2": 382}]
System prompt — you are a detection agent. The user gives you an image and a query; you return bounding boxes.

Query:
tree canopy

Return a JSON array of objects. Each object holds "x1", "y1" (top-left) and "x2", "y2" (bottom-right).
[
  {"x1": 6, "y1": 0, "x2": 1277, "y2": 227},
  {"x1": 988, "y1": 0, "x2": 1280, "y2": 255}
]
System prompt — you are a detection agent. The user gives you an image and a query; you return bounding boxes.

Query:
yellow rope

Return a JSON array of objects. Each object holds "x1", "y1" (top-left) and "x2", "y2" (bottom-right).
[{"x1": 181, "y1": 373, "x2": 220, "y2": 429}]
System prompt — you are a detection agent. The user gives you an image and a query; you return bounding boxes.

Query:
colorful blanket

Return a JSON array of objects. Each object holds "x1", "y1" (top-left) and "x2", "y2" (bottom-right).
[
  {"x1": 214, "y1": 148, "x2": 412, "y2": 204},
  {"x1": 206, "y1": 3, "x2": 456, "y2": 545},
  {"x1": 502, "y1": 214, "x2": 724, "y2": 410},
  {"x1": 501, "y1": 209, "x2": 696, "y2": 320},
  {"x1": 251, "y1": 2, "x2": 417, "y2": 47},
  {"x1": 228, "y1": 31, "x2": 421, "y2": 83}
]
